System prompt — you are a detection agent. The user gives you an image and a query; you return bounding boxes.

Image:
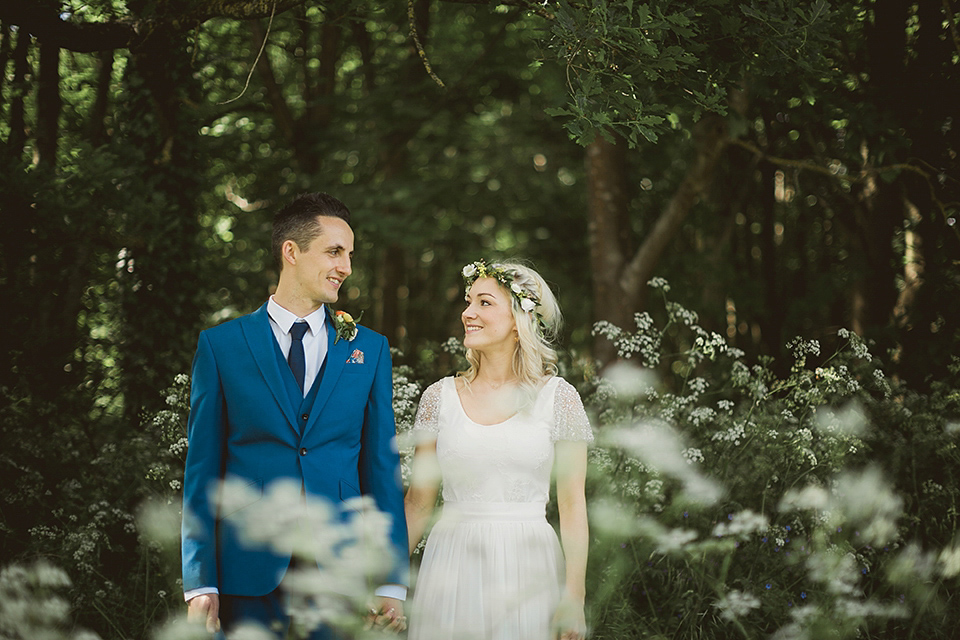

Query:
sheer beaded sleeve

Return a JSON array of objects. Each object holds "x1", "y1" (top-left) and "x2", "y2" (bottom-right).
[
  {"x1": 552, "y1": 378, "x2": 594, "y2": 443},
  {"x1": 412, "y1": 379, "x2": 445, "y2": 437}
]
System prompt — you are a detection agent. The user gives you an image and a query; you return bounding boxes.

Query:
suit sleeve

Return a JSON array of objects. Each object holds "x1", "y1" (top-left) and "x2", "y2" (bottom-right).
[
  {"x1": 181, "y1": 331, "x2": 226, "y2": 592},
  {"x1": 358, "y1": 336, "x2": 410, "y2": 586}
]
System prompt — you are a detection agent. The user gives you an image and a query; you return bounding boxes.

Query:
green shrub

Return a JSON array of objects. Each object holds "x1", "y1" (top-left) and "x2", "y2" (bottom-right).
[{"x1": 583, "y1": 280, "x2": 960, "y2": 639}]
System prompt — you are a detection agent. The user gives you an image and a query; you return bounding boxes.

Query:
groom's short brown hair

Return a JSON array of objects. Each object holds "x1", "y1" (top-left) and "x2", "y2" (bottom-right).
[{"x1": 272, "y1": 193, "x2": 351, "y2": 271}]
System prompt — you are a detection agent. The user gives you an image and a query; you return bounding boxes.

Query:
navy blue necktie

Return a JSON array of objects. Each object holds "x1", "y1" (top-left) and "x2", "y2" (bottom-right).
[{"x1": 288, "y1": 321, "x2": 309, "y2": 393}]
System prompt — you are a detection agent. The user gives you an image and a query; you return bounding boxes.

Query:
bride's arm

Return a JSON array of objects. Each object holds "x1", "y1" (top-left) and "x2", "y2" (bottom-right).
[
  {"x1": 555, "y1": 440, "x2": 589, "y2": 634},
  {"x1": 404, "y1": 440, "x2": 441, "y2": 555}
]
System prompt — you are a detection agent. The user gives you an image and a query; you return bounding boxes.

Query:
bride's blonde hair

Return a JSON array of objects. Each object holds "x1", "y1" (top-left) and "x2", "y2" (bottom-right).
[{"x1": 460, "y1": 261, "x2": 562, "y2": 399}]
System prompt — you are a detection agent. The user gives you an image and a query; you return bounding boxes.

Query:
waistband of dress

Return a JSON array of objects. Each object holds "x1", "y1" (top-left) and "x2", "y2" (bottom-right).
[{"x1": 439, "y1": 501, "x2": 546, "y2": 522}]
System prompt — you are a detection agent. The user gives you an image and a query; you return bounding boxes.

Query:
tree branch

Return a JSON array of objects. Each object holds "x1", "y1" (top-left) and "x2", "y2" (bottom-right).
[
  {"x1": 439, "y1": 0, "x2": 555, "y2": 20},
  {"x1": 620, "y1": 115, "x2": 729, "y2": 297},
  {"x1": 728, "y1": 137, "x2": 933, "y2": 184},
  {"x1": 0, "y1": 0, "x2": 306, "y2": 53}
]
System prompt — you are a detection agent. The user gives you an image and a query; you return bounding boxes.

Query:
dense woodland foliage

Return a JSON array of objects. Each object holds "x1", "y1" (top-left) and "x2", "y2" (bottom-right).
[{"x1": 1, "y1": 1, "x2": 959, "y2": 639}]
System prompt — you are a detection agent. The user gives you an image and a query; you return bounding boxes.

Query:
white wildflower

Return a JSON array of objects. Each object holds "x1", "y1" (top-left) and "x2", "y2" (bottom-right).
[
  {"x1": 814, "y1": 401, "x2": 867, "y2": 437},
  {"x1": 806, "y1": 550, "x2": 860, "y2": 595},
  {"x1": 602, "y1": 362, "x2": 657, "y2": 400},
  {"x1": 780, "y1": 484, "x2": 830, "y2": 511},
  {"x1": 711, "y1": 421, "x2": 747, "y2": 445},
  {"x1": 715, "y1": 590, "x2": 761, "y2": 620},
  {"x1": 688, "y1": 406, "x2": 715, "y2": 427},
  {"x1": 588, "y1": 498, "x2": 644, "y2": 536},
  {"x1": 688, "y1": 377, "x2": 709, "y2": 395},
  {"x1": 712, "y1": 509, "x2": 769, "y2": 538},
  {"x1": 603, "y1": 421, "x2": 721, "y2": 505},
  {"x1": 647, "y1": 277, "x2": 670, "y2": 292},
  {"x1": 939, "y1": 543, "x2": 960, "y2": 578}
]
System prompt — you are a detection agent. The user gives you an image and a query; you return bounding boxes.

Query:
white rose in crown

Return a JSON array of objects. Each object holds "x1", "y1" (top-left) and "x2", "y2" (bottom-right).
[
  {"x1": 462, "y1": 264, "x2": 477, "y2": 278},
  {"x1": 520, "y1": 298, "x2": 536, "y2": 312}
]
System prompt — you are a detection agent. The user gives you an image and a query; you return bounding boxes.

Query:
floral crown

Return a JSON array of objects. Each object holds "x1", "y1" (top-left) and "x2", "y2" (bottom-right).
[{"x1": 461, "y1": 260, "x2": 546, "y2": 330}]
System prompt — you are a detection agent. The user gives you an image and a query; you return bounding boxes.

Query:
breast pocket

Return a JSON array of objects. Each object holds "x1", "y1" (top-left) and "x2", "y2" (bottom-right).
[{"x1": 342, "y1": 365, "x2": 368, "y2": 375}]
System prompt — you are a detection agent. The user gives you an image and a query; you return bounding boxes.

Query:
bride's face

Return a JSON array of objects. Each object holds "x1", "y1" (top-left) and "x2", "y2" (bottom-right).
[{"x1": 462, "y1": 277, "x2": 517, "y2": 352}]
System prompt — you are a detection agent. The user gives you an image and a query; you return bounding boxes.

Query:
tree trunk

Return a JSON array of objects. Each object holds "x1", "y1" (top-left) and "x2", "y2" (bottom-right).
[
  {"x1": 117, "y1": 27, "x2": 205, "y2": 419},
  {"x1": 757, "y1": 161, "x2": 782, "y2": 353},
  {"x1": 585, "y1": 132, "x2": 632, "y2": 364},
  {"x1": 86, "y1": 49, "x2": 114, "y2": 146},
  {"x1": 7, "y1": 28, "x2": 29, "y2": 156},
  {"x1": 374, "y1": 0, "x2": 432, "y2": 347},
  {"x1": 587, "y1": 115, "x2": 729, "y2": 366},
  {"x1": 36, "y1": 35, "x2": 61, "y2": 167},
  {"x1": 313, "y1": 10, "x2": 340, "y2": 129},
  {"x1": 849, "y1": 167, "x2": 899, "y2": 335},
  {"x1": 0, "y1": 21, "x2": 11, "y2": 109},
  {"x1": 889, "y1": 0, "x2": 960, "y2": 384},
  {"x1": 621, "y1": 115, "x2": 728, "y2": 297},
  {"x1": 252, "y1": 20, "x2": 296, "y2": 143}
]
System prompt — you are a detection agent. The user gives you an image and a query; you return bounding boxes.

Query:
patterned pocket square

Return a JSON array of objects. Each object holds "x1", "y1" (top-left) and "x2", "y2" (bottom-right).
[{"x1": 346, "y1": 349, "x2": 364, "y2": 365}]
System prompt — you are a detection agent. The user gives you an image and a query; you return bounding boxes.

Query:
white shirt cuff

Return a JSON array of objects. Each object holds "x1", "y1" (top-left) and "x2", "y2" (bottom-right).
[
  {"x1": 185, "y1": 584, "x2": 404, "y2": 602},
  {"x1": 374, "y1": 584, "x2": 407, "y2": 601},
  {"x1": 184, "y1": 586, "x2": 219, "y2": 602}
]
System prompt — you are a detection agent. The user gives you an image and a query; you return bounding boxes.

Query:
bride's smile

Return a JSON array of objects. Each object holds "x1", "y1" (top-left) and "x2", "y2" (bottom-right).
[{"x1": 461, "y1": 277, "x2": 517, "y2": 351}]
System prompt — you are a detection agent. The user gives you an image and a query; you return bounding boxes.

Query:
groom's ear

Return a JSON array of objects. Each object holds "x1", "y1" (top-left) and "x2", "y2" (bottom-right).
[{"x1": 280, "y1": 239, "x2": 299, "y2": 268}]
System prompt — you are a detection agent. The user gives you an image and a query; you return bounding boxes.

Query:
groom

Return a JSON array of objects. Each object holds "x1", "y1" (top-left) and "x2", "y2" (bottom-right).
[{"x1": 181, "y1": 193, "x2": 408, "y2": 638}]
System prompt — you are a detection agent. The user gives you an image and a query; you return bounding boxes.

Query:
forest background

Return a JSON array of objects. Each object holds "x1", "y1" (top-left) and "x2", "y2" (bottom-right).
[{"x1": 1, "y1": 1, "x2": 959, "y2": 639}]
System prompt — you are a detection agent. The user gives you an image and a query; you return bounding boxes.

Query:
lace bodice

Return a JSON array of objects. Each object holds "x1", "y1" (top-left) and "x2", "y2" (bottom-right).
[{"x1": 411, "y1": 376, "x2": 593, "y2": 504}]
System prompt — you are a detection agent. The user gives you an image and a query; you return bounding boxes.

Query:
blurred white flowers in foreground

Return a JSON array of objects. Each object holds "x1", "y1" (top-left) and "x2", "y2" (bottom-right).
[
  {"x1": 602, "y1": 419, "x2": 723, "y2": 506},
  {"x1": 780, "y1": 466, "x2": 903, "y2": 546},
  {"x1": 0, "y1": 561, "x2": 101, "y2": 640},
  {"x1": 714, "y1": 590, "x2": 761, "y2": 621},
  {"x1": 215, "y1": 477, "x2": 395, "y2": 637}
]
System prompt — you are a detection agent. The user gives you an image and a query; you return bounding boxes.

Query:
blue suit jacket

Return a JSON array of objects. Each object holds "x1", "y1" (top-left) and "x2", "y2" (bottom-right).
[{"x1": 181, "y1": 303, "x2": 408, "y2": 596}]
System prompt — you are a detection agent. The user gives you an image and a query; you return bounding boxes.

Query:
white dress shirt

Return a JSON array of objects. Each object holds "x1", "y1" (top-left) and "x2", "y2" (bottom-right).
[
  {"x1": 185, "y1": 299, "x2": 405, "y2": 602},
  {"x1": 267, "y1": 297, "x2": 328, "y2": 395}
]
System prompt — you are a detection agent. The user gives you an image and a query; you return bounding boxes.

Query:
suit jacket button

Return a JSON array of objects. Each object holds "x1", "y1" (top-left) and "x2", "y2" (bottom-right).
[
  {"x1": 299, "y1": 448, "x2": 307, "y2": 456},
  {"x1": 301, "y1": 413, "x2": 309, "y2": 421}
]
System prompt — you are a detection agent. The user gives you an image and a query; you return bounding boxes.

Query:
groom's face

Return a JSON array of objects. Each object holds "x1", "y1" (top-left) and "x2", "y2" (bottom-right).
[{"x1": 292, "y1": 215, "x2": 355, "y2": 305}]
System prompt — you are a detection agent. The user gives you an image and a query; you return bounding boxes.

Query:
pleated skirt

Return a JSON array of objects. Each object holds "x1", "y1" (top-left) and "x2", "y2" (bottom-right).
[{"x1": 408, "y1": 502, "x2": 564, "y2": 640}]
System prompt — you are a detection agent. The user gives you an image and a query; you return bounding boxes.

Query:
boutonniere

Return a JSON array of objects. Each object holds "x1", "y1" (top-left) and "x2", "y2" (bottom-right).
[{"x1": 333, "y1": 310, "x2": 361, "y2": 344}]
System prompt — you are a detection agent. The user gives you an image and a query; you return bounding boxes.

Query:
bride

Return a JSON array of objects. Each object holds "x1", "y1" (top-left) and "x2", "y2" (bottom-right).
[{"x1": 404, "y1": 260, "x2": 592, "y2": 640}]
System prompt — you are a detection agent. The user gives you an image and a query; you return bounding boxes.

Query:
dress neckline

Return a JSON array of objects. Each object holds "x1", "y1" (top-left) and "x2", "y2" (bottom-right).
[{"x1": 448, "y1": 376, "x2": 556, "y2": 427}]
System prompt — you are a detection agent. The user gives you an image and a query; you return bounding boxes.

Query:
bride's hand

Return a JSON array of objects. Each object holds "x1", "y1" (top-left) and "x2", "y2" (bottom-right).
[{"x1": 552, "y1": 594, "x2": 586, "y2": 640}]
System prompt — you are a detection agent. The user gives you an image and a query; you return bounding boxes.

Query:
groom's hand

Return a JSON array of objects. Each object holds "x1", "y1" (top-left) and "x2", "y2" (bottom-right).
[
  {"x1": 369, "y1": 596, "x2": 406, "y2": 633},
  {"x1": 187, "y1": 593, "x2": 221, "y2": 634}
]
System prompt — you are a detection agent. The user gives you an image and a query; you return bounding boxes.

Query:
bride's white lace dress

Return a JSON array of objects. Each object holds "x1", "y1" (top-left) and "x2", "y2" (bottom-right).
[{"x1": 408, "y1": 376, "x2": 593, "y2": 640}]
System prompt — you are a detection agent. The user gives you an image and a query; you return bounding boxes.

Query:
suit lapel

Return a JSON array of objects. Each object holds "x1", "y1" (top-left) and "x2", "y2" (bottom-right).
[
  {"x1": 303, "y1": 305, "x2": 349, "y2": 438},
  {"x1": 241, "y1": 304, "x2": 299, "y2": 432}
]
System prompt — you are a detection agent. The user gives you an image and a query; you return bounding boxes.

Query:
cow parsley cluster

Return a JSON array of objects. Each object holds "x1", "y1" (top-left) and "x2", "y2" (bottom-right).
[
  {"x1": 687, "y1": 406, "x2": 716, "y2": 427},
  {"x1": 712, "y1": 420, "x2": 748, "y2": 445}
]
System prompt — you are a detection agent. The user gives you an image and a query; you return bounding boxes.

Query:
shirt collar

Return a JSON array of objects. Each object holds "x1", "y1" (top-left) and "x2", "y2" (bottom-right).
[{"x1": 267, "y1": 296, "x2": 326, "y2": 336}]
